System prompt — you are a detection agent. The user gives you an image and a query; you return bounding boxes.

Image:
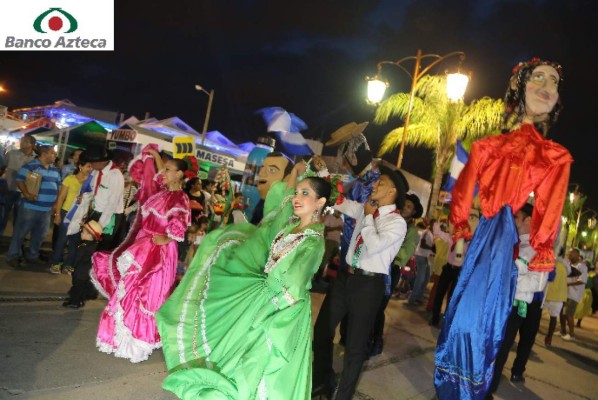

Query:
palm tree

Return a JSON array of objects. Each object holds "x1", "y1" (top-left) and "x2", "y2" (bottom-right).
[{"x1": 374, "y1": 74, "x2": 504, "y2": 216}]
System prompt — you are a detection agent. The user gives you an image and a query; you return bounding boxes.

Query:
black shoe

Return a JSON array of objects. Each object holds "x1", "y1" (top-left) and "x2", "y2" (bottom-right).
[
  {"x1": 85, "y1": 290, "x2": 99, "y2": 300},
  {"x1": 311, "y1": 383, "x2": 334, "y2": 399},
  {"x1": 7, "y1": 258, "x2": 20, "y2": 268},
  {"x1": 369, "y1": 338, "x2": 383, "y2": 357},
  {"x1": 510, "y1": 374, "x2": 525, "y2": 383},
  {"x1": 62, "y1": 300, "x2": 85, "y2": 309}
]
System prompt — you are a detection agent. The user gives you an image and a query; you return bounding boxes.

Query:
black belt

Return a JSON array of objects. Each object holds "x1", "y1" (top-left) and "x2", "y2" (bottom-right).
[{"x1": 348, "y1": 268, "x2": 385, "y2": 277}]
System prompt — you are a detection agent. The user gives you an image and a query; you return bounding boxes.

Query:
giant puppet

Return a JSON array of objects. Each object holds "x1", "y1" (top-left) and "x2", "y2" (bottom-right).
[{"x1": 434, "y1": 58, "x2": 573, "y2": 400}]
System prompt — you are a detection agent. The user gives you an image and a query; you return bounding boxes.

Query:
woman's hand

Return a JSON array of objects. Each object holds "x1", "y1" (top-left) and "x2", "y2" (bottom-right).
[
  {"x1": 54, "y1": 212, "x2": 61, "y2": 225},
  {"x1": 294, "y1": 161, "x2": 307, "y2": 176},
  {"x1": 152, "y1": 235, "x2": 172, "y2": 246}
]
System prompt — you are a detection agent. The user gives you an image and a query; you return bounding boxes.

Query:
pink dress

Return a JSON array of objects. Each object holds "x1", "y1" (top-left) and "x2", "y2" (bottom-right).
[{"x1": 92, "y1": 163, "x2": 190, "y2": 363}]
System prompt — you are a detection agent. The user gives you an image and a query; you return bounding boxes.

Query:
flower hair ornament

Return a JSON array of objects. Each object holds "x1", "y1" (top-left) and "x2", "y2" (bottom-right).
[
  {"x1": 298, "y1": 158, "x2": 344, "y2": 205},
  {"x1": 181, "y1": 155, "x2": 200, "y2": 180}
]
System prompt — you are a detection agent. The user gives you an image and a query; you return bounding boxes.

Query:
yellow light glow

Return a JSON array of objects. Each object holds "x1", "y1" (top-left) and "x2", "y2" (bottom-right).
[
  {"x1": 446, "y1": 72, "x2": 469, "y2": 101},
  {"x1": 367, "y1": 78, "x2": 388, "y2": 104}
]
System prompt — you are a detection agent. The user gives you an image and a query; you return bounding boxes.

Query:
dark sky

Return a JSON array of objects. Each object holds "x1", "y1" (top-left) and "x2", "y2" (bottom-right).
[{"x1": 1, "y1": 0, "x2": 597, "y2": 212}]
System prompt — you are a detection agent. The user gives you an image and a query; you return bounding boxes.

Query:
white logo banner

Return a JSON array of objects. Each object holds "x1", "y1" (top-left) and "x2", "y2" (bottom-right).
[{"x1": 0, "y1": 0, "x2": 114, "y2": 51}]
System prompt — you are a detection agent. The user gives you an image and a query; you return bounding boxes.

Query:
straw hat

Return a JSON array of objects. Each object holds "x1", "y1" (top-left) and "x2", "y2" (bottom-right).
[
  {"x1": 325, "y1": 121, "x2": 369, "y2": 147},
  {"x1": 83, "y1": 220, "x2": 103, "y2": 241}
]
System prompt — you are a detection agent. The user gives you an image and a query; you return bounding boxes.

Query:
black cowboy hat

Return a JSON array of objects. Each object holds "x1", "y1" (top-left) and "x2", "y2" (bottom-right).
[
  {"x1": 378, "y1": 165, "x2": 409, "y2": 209},
  {"x1": 81, "y1": 147, "x2": 111, "y2": 163},
  {"x1": 405, "y1": 193, "x2": 424, "y2": 218}
]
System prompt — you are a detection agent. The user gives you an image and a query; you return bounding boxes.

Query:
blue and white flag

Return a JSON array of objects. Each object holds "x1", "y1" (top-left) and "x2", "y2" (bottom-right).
[
  {"x1": 442, "y1": 140, "x2": 469, "y2": 193},
  {"x1": 256, "y1": 107, "x2": 313, "y2": 156}
]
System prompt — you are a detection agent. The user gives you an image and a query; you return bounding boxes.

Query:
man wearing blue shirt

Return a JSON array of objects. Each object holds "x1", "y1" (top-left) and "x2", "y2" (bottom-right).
[{"x1": 6, "y1": 145, "x2": 61, "y2": 267}]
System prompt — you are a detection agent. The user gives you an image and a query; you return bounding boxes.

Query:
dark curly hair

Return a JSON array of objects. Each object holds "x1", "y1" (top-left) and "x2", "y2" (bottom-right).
[
  {"x1": 503, "y1": 58, "x2": 563, "y2": 136},
  {"x1": 502, "y1": 58, "x2": 564, "y2": 135}
]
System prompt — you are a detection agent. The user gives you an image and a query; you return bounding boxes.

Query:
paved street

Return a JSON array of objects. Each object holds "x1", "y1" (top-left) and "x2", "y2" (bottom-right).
[{"x1": 1, "y1": 238, "x2": 597, "y2": 399}]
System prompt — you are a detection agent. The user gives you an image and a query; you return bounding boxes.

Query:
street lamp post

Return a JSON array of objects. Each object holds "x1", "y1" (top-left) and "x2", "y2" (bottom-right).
[
  {"x1": 366, "y1": 49, "x2": 469, "y2": 169},
  {"x1": 194, "y1": 84, "x2": 215, "y2": 145},
  {"x1": 572, "y1": 208, "x2": 597, "y2": 248}
]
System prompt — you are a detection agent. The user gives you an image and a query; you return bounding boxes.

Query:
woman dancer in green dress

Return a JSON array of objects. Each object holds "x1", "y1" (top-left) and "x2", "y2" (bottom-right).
[{"x1": 157, "y1": 162, "x2": 331, "y2": 399}]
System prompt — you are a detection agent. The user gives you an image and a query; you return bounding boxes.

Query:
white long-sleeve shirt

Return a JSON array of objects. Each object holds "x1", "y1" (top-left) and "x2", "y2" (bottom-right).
[
  {"x1": 514, "y1": 233, "x2": 547, "y2": 303},
  {"x1": 91, "y1": 161, "x2": 124, "y2": 228},
  {"x1": 335, "y1": 200, "x2": 407, "y2": 274}
]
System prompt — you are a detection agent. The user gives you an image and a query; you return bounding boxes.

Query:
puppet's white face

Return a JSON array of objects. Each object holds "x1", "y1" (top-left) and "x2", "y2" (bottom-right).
[{"x1": 524, "y1": 65, "x2": 559, "y2": 122}]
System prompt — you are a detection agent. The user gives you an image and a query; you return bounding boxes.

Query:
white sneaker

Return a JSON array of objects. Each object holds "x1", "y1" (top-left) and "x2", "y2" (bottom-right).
[{"x1": 561, "y1": 334, "x2": 575, "y2": 341}]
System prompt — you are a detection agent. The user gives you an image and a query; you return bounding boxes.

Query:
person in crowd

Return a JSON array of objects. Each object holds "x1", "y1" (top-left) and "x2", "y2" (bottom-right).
[
  {"x1": 201, "y1": 179, "x2": 214, "y2": 219},
  {"x1": 91, "y1": 145, "x2": 190, "y2": 363},
  {"x1": 184, "y1": 177, "x2": 205, "y2": 223},
  {"x1": 543, "y1": 249, "x2": 568, "y2": 346},
  {"x1": 370, "y1": 192, "x2": 422, "y2": 357},
  {"x1": 50, "y1": 157, "x2": 93, "y2": 274},
  {"x1": 61, "y1": 148, "x2": 83, "y2": 178},
  {"x1": 157, "y1": 163, "x2": 331, "y2": 399},
  {"x1": 6, "y1": 145, "x2": 61, "y2": 267},
  {"x1": 311, "y1": 208, "x2": 344, "y2": 293},
  {"x1": 407, "y1": 219, "x2": 435, "y2": 306},
  {"x1": 559, "y1": 248, "x2": 588, "y2": 341},
  {"x1": 434, "y1": 58, "x2": 573, "y2": 400},
  {"x1": 85, "y1": 147, "x2": 125, "y2": 251},
  {"x1": 224, "y1": 192, "x2": 248, "y2": 224},
  {"x1": 62, "y1": 220, "x2": 105, "y2": 309},
  {"x1": 574, "y1": 260, "x2": 595, "y2": 327},
  {"x1": 322, "y1": 123, "x2": 379, "y2": 347},
  {"x1": 177, "y1": 215, "x2": 210, "y2": 282},
  {"x1": 486, "y1": 203, "x2": 546, "y2": 398},
  {"x1": 117, "y1": 170, "x2": 139, "y2": 242},
  {"x1": 430, "y1": 210, "x2": 479, "y2": 327},
  {"x1": 312, "y1": 165, "x2": 408, "y2": 400},
  {"x1": 425, "y1": 220, "x2": 450, "y2": 312},
  {"x1": 0, "y1": 134, "x2": 37, "y2": 236}
]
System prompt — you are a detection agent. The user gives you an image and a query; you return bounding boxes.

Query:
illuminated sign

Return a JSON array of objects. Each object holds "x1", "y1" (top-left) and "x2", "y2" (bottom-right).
[
  {"x1": 173, "y1": 136, "x2": 195, "y2": 159},
  {"x1": 108, "y1": 129, "x2": 137, "y2": 142},
  {"x1": 196, "y1": 148, "x2": 245, "y2": 171}
]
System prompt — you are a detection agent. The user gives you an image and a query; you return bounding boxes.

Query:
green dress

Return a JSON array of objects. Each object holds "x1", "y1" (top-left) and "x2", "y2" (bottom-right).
[{"x1": 156, "y1": 182, "x2": 324, "y2": 399}]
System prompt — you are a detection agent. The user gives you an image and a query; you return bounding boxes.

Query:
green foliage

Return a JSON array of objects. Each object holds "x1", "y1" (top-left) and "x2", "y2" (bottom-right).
[
  {"x1": 375, "y1": 75, "x2": 502, "y2": 162},
  {"x1": 373, "y1": 74, "x2": 504, "y2": 214}
]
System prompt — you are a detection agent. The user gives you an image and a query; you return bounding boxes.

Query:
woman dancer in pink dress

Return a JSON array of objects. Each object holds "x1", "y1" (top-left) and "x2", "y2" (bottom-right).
[{"x1": 92, "y1": 145, "x2": 190, "y2": 363}]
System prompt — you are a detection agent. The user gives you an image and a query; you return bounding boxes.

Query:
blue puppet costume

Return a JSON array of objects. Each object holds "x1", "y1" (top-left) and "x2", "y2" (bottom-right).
[
  {"x1": 434, "y1": 58, "x2": 573, "y2": 400},
  {"x1": 324, "y1": 122, "x2": 380, "y2": 273}
]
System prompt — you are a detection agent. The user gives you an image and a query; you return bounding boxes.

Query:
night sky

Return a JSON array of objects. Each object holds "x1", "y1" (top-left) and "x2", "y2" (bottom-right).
[{"x1": 1, "y1": 0, "x2": 597, "y2": 212}]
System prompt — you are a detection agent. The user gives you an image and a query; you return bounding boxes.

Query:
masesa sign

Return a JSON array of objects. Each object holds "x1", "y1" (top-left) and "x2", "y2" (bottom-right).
[{"x1": 1, "y1": 0, "x2": 114, "y2": 51}]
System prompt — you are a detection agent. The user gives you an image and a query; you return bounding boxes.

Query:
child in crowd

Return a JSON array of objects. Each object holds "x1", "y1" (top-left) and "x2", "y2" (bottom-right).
[
  {"x1": 62, "y1": 220, "x2": 103, "y2": 309},
  {"x1": 176, "y1": 216, "x2": 209, "y2": 283}
]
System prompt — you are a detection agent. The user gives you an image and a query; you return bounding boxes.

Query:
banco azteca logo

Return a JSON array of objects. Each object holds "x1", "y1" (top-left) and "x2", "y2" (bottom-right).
[{"x1": 33, "y1": 8, "x2": 78, "y2": 33}]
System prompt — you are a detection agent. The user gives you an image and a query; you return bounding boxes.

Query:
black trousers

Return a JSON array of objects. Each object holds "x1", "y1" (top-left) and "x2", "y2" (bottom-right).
[
  {"x1": 69, "y1": 240, "x2": 99, "y2": 303},
  {"x1": 488, "y1": 300, "x2": 543, "y2": 394},
  {"x1": 313, "y1": 270, "x2": 386, "y2": 400},
  {"x1": 372, "y1": 264, "x2": 402, "y2": 340},
  {"x1": 431, "y1": 263, "x2": 461, "y2": 324}
]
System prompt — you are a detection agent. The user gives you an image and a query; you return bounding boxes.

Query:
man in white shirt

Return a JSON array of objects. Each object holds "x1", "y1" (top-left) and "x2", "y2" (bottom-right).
[
  {"x1": 487, "y1": 203, "x2": 549, "y2": 397},
  {"x1": 559, "y1": 248, "x2": 587, "y2": 341},
  {"x1": 0, "y1": 134, "x2": 37, "y2": 236},
  {"x1": 83, "y1": 147, "x2": 124, "y2": 251},
  {"x1": 407, "y1": 222, "x2": 435, "y2": 305},
  {"x1": 313, "y1": 165, "x2": 408, "y2": 400}
]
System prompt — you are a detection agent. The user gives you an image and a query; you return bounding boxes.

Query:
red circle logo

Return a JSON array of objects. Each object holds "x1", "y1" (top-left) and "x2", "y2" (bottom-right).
[{"x1": 48, "y1": 16, "x2": 63, "y2": 31}]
